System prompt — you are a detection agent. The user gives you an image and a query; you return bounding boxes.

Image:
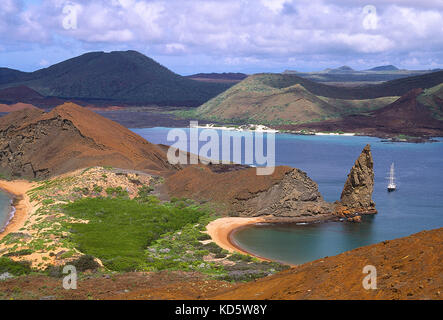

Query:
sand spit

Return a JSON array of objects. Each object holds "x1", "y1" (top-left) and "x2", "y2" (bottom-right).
[{"x1": 0, "y1": 180, "x2": 35, "y2": 241}]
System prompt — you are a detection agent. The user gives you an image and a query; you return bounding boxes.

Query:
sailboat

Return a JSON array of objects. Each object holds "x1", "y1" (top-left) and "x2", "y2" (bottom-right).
[{"x1": 387, "y1": 163, "x2": 397, "y2": 192}]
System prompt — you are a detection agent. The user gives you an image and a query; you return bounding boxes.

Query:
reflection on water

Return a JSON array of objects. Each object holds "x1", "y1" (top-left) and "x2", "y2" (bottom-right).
[{"x1": 232, "y1": 216, "x2": 378, "y2": 265}]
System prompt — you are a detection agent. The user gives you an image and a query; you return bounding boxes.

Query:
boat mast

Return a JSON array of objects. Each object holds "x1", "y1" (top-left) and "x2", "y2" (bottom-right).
[{"x1": 390, "y1": 163, "x2": 395, "y2": 185}]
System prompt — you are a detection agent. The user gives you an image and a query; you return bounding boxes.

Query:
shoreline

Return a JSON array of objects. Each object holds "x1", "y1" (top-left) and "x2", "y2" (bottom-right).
[
  {"x1": 207, "y1": 215, "x2": 339, "y2": 264},
  {"x1": 0, "y1": 196, "x2": 16, "y2": 233},
  {"x1": 206, "y1": 217, "x2": 269, "y2": 260},
  {"x1": 0, "y1": 180, "x2": 35, "y2": 241},
  {"x1": 131, "y1": 126, "x2": 443, "y2": 143}
]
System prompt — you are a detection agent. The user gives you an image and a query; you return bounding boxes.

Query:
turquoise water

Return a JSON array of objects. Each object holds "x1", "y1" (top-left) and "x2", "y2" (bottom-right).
[
  {"x1": 133, "y1": 128, "x2": 443, "y2": 265},
  {"x1": 0, "y1": 190, "x2": 12, "y2": 232}
]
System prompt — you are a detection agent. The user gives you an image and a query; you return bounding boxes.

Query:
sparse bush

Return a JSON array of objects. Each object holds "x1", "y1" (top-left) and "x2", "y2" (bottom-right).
[
  {"x1": 71, "y1": 255, "x2": 100, "y2": 272},
  {"x1": 105, "y1": 187, "x2": 128, "y2": 198},
  {"x1": 0, "y1": 257, "x2": 32, "y2": 276},
  {"x1": 197, "y1": 233, "x2": 211, "y2": 241},
  {"x1": 2, "y1": 249, "x2": 33, "y2": 257},
  {"x1": 93, "y1": 185, "x2": 103, "y2": 193}
]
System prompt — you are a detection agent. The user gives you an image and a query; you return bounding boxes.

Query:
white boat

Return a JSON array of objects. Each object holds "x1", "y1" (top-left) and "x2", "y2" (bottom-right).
[{"x1": 387, "y1": 163, "x2": 397, "y2": 192}]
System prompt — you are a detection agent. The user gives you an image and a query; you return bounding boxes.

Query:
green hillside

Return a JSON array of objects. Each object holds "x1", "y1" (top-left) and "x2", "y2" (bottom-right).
[
  {"x1": 0, "y1": 51, "x2": 231, "y2": 107},
  {"x1": 418, "y1": 83, "x2": 443, "y2": 120},
  {"x1": 182, "y1": 72, "x2": 443, "y2": 125},
  {"x1": 186, "y1": 74, "x2": 399, "y2": 125}
]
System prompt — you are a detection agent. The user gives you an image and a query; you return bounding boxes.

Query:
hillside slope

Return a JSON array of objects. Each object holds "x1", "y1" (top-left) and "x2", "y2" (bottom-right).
[
  {"x1": 0, "y1": 86, "x2": 65, "y2": 107},
  {"x1": 213, "y1": 228, "x2": 443, "y2": 300},
  {"x1": 193, "y1": 74, "x2": 401, "y2": 124},
  {"x1": 0, "y1": 51, "x2": 231, "y2": 107},
  {"x1": 0, "y1": 103, "x2": 174, "y2": 179},
  {"x1": 291, "y1": 87, "x2": 443, "y2": 138},
  {"x1": 192, "y1": 71, "x2": 443, "y2": 125}
]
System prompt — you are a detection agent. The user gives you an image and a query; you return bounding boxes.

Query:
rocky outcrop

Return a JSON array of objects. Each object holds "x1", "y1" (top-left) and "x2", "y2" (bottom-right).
[
  {"x1": 338, "y1": 144, "x2": 377, "y2": 215},
  {"x1": 243, "y1": 168, "x2": 334, "y2": 218},
  {"x1": 166, "y1": 165, "x2": 334, "y2": 219},
  {"x1": 167, "y1": 145, "x2": 376, "y2": 221},
  {"x1": 0, "y1": 103, "x2": 175, "y2": 179}
]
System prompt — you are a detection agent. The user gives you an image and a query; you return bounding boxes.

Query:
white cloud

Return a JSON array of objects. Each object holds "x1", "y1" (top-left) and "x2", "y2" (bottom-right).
[
  {"x1": 261, "y1": 0, "x2": 292, "y2": 13},
  {"x1": 0, "y1": 0, "x2": 442, "y2": 71},
  {"x1": 39, "y1": 59, "x2": 50, "y2": 66}
]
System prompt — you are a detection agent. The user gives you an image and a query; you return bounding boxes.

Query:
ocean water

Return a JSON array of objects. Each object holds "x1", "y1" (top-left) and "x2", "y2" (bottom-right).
[
  {"x1": 135, "y1": 128, "x2": 443, "y2": 264},
  {"x1": 0, "y1": 190, "x2": 12, "y2": 232}
]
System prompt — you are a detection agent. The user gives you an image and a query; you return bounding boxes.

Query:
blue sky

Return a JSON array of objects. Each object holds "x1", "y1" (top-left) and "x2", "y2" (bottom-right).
[{"x1": 1, "y1": 0, "x2": 442, "y2": 75}]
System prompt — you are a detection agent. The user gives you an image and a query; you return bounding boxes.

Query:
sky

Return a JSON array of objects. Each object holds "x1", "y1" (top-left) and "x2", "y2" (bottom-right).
[{"x1": 0, "y1": 0, "x2": 442, "y2": 75}]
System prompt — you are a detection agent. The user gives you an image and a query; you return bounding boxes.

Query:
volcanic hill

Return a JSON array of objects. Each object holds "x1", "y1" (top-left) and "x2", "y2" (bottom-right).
[
  {"x1": 0, "y1": 103, "x2": 174, "y2": 179},
  {"x1": 192, "y1": 71, "x2": 443, "y2": 125},
  {"x1": 211, "y1": 228, "x2": 443, "y2": 300},
  {"x1": 290, "y1": 87, "x2": 443, "y2": 138},
  {"x1": 0, "y1": 51, "x2": 231, "y2": 107}
]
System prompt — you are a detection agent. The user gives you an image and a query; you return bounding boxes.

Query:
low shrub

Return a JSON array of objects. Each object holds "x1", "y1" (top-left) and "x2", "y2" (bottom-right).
[
  {"x1": 0, "y1": 257, "x2": 32, "y2": 276},
  {"x1": 2, "y1": 249, "x2": 33, "y2": 257},
  {"x1": 71, "y1": 255, "x2": 100, "y2": 272}
]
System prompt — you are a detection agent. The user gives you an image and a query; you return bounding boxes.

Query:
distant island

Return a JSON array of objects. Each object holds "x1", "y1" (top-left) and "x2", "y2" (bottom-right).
[
  {"x1": 284, "y1": 65, "x2": 440, "y2": 84},
  {"x1": 179, "y1": 71, "x2": 443, "y2": 141}
]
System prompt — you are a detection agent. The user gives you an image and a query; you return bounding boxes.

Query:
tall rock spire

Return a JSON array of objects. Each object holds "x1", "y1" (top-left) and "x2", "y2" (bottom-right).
[{"x1": 339, "y1": 144, "x2": 377, "y2": 214}]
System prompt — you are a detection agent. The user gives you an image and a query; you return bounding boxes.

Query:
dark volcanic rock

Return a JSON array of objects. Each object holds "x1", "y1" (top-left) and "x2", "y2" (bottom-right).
[
  {"x1": 339, "y1": 144, "x2": 376, "y2": 214},
  {"x1": 247, "y1": 168, "x2": 334, "y2": 218}
]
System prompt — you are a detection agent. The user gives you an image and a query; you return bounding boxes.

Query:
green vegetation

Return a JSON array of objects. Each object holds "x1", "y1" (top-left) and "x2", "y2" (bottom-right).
[
  {"x1": 418, "y1": 83, "x2": 443, "y2": 120},
  {"x1": 0, "y1": 257, "x2": 32, "y2": 276},
  {"x1": 105, "y1": 186, "x2": 128, "y2": 198},
  {"x1": 176, "y1": 72, "x2": 443, "y2": 127},
  {"x1": 176, "y1": 74, "x2": 402, "y2": 126},
  {"x1": 2, "y1": 249, "x2": 33, "y2": 257},
  {"x1": 395, "y1": 134, "x2": 419, "y2": 141},
  {"x1": 144, "y1": 214, "x2": 289, "y2": 281},
  {"x1": 63, "y1": 197, "x2": 208, "y2": 271},
  {"x1": 1, "y1": 168, "x2": 290, "y2": 283},
  {"x1": 62, "y1": 195, "x2": 288, "y2": 280}
]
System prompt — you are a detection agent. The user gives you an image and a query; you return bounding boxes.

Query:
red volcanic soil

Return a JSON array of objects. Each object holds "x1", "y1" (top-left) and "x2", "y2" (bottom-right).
[
  {"x1": 285, "y1": 88, "x2": 443, "y2": 138},
  {"x1": 212, "y1": 228, "x2": 443, "y2": 300},
  {"x1": 0, "y1": 271, "x2": 229, "y2": 300},
  {"x1": 0, "y1": 102, "x2": 40, "y2": 112},
  {"x1": 0, "y1": 103, "x2": 175, "y2": 178},
  {"x1": 166, "y1": 165, "x2": 293, "y2": 214}
]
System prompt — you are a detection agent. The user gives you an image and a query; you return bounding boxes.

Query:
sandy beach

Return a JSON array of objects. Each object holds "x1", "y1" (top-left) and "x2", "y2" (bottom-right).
[
  {"x1": 0, "y1": 180, "x2": 35, "y2": 241},
  {"x1": 206, "y1": 217, "x2": 269, "y2": 258}
]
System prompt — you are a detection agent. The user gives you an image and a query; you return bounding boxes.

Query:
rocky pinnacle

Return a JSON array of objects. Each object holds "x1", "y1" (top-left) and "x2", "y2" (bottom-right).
[{"x1": 339, "y1": 144, "x2": 377, "y2": 214}]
